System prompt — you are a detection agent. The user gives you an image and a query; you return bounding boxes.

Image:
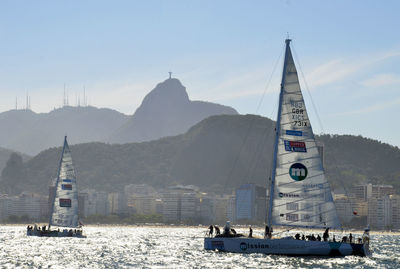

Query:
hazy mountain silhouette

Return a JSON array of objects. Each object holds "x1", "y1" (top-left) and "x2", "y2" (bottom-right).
[
  {"x1": 108, "y1": 78, "x2": 238, "y2": 143},
  {"x1": 0, "y1": 147, "x2": 30, "y2": 173},
  {"x1": 2, "y1": 114, "x2": 399, "y2": 196},
  {"x1": 0, "y1": 107, "x2": 128, "y2": 155},
  {"x1": 0, "y1": 78, "x2": 237, "y2": 155}
]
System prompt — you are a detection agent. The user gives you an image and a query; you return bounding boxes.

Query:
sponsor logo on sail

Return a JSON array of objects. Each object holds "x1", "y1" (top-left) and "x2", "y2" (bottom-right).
[
  {"x1": 59, "y1": 198, "x2": 72, "y2": 207},
  {"x1": 303, "y1": 183, "x2": 324, "y2": 193},
  {"x1": 62, "y1": 184, "x2": 72, "y2": 190},
  {"x1": 285, "y1": 130, "x2": 303, "y2": 136},
  {"x1": 240, "y1": 242, "x2": 247, "y2": 251},
  {"x1": 284, "y1": 140, "x2": 307, "y2": 152},
  {"x1": 289, "y1": 163, "x2": 308, "y2": 181},
  {"x1": 279, "y1": 192, "x2": 300, "y2": 198}
]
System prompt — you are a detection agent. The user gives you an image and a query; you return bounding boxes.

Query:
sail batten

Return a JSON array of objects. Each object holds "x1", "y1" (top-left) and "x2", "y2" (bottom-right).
[
  {"x1": 49, "y1": 136, "x2": 80, "y2": 228},
  {"x1": 270, "y1": 40, "x2": 341, "y2": 229}
]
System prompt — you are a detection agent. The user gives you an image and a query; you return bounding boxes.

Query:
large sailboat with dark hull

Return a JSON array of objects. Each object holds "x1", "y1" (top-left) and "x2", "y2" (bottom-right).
[
  {"x1": 27, "y1": 136, "x2": 85, "y2": 238},
  {"x1": 204, "y1": 39, "x2": 370, "y2": 256}
]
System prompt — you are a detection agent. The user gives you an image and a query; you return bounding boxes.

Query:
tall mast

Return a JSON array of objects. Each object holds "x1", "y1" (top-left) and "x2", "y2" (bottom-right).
[{"x1": 267, "y1": 39, "x2": 292, "y2": 228}]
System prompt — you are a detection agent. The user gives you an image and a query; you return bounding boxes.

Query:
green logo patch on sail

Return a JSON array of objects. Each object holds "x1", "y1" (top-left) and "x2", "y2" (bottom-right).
[{"x1": 289, "y1": 163, "x2": 308, "y2": 181}]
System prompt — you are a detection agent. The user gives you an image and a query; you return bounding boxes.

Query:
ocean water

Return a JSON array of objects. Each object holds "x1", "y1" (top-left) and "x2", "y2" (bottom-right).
[{"x1": 0, "y1": 226, "x2": 398, "y2": 268}]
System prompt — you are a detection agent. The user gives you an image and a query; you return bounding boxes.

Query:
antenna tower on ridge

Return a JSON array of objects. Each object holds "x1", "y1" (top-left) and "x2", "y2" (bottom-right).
[
  {"x1": 168, "y1": 72, "x2": 172, "y2": 79},
  {"x1": 83, "y1": 85, "x2": 87, "y2": 106},
  {"x1": 25, "y1": 92, "x2": 30, "y2": 110}
]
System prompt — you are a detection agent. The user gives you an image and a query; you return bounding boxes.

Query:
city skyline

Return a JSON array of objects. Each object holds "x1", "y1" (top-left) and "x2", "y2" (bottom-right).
[{"x1": 0, "y1": 1, "x2": 399, "y2": 147}]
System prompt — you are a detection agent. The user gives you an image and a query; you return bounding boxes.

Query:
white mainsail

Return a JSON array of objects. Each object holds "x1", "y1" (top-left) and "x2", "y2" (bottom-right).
[
  {"x1": 49, "y1": 136, "x2": 80, "y2": 228},
  {"x1": 269, "y1": 40, "x2": 340, "y2": 229}
]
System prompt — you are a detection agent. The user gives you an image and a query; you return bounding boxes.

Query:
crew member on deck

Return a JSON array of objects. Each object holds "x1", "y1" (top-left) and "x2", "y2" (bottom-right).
[
  {"x1": 215, "y1": 225, "x2": 220, "y2": 235},
  {"x1": 265, "y1": 225, "x2": 271, "y2": 238},
  {"x1": 249, "y1": 226, "x2": 253, "y2": 238},
  {"x1": 323, "y1": 228, "x2": 329, "y2": 242},
  {"x1": 208, "y1": 225, "x2": 214, "y2": 237}
]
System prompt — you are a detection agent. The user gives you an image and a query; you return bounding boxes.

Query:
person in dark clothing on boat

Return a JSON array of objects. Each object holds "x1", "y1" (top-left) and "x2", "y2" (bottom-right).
[
  {"x1": 249, "y1": 227, "x2": 253, "y2": 238},
  {"x1": 231, "y1": 228, "x2": 237, "y2": 235},
  {"x1": 323, "y1": 228, "x2": 329, "y2": 242},
  {"x1": 208, "y1": 225, "x2": 214, "y2": 237},
  {"x1": 214, "y1": 225, "x2": 220, "y2": 235},
  {"x1": 265, "y1": 225, "x2": 272, "y2": 238},
  {"x1": 311, "y1": 234, "x2": 316, "y2": 241},
  {"x1": 349, "y1": 233, "x2": 353, "y2": 243},
  {"x1": 333, "y1": 235, "x2": 336, "y2": 242},
  {"x1": 301, "y1": 234, "x2": 305, "y2": 240},
  {"x1": 317, "y1": 235, "x2": 321, "y2": 241},
  {"x1": 295, "y1": 233, "x2": 300, "y2": 240}
]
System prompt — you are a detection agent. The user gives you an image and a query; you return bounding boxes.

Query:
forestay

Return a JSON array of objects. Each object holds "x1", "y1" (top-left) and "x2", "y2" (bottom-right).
[
  {"x1": 270, "y1": 40, "x2": 341, "y2": 229},
  {"x1": 49, "y1": 136, "x2": 79, "y2": 228}
]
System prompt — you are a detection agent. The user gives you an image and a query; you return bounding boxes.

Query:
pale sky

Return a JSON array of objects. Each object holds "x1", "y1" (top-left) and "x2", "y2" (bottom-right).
[{"x1": 0, "y1": 0, "x2": 399, "y2": 147}]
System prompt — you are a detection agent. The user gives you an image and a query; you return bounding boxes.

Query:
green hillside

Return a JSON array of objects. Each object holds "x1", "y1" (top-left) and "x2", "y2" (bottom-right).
[{"x1": 1, "y1": 114, "x2": 399, "y2": 195}]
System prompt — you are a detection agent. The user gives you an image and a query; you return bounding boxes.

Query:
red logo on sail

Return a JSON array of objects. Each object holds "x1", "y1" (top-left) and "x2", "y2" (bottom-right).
[
  {"x1": 62, "y1": 184, "x2": 72, "y2": 190},
  {"x1": 284, "y1": 140, "x2": 307, "y2": 152}
]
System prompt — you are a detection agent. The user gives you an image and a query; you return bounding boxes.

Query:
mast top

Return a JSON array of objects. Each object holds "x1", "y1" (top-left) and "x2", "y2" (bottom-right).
[{"x1": 285, "y1": 39, "x2": 292, "y2": 45}]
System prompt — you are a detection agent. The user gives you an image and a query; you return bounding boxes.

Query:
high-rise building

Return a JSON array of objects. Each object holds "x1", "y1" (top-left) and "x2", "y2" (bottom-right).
[
  {"x1": 352, "y1": 184, "x2": 395, "y2": 201},
  {"x1": 333, "y1": 194, "x2": 354, "y2": 224},
  {"x1": 368, "y1": 196, "x2": 392, "y2": 230},
  {"x1": 0, "y1": 193, "x2": 47, "y2": 221},
  {"x1": 235, "y1": 184, "x2": 266, "y2": 223},
  {"x1": 161, "y1": 186, "x2": 199, "y2": 223},
  {"x1": 390, "y1": 195, "x2": 400, "y2": 229}
]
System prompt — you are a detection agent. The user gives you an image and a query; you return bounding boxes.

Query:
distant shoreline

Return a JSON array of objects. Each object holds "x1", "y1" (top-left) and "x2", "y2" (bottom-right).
[{"x1": 4, "y1": 223, "x2": 400, "y2": 235}]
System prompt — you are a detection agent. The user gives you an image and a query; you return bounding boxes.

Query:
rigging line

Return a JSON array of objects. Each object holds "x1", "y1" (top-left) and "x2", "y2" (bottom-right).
[
  {"x1": 290, "y1": 44, "x2": 358, "y2": 228},
  {"x1": 292, "y1": 46, "x2": 359, "y2": 224},
  {"x1": 291, "y1": 45, "x2": 325, "y2": 134},
  {"x1": 256, "y1": 44, "x2": 285, "y2": 115},
  {"x1": 222, "y1": 45, "x2": 285, "y2": 190}
]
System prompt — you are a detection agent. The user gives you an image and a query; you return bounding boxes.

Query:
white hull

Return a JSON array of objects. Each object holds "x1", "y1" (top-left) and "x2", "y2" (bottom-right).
[{"x1": 204, "y1": 237, "x2": 369, "y2": 256}]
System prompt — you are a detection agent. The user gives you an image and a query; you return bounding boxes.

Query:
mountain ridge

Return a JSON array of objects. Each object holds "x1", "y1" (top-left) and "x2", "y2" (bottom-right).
[
  {"x1": 0, "y1": 78, "x2": 237, "y2": 155},
  {"x1": 0, "y1": 106, "x2": 129, "y2": 155},
  {"x1": 2, "y1": 114, "x2": 399, "y2": 196},
  {"x1": 108, "y1": 78, "x2": 238, "y2": 143}
]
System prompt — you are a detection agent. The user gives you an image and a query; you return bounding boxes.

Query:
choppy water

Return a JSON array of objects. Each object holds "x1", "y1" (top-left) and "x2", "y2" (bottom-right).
[{"x1": 0, "y1": 226, "x2": 399, "y2": 268}]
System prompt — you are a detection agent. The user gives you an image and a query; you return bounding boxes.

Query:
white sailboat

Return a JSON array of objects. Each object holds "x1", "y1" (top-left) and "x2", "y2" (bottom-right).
[
  {"x1": 204, "y1": 39, "x2": 370, "y2": 256},
  {"x1": 27, "y1": 136, "x2": 85, "y2": 238}
]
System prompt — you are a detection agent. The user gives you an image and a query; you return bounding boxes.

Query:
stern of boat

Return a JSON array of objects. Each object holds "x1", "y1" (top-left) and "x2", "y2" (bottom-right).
[{"x1": 204, "y1": 237, "x2": 225, "y2": 251}]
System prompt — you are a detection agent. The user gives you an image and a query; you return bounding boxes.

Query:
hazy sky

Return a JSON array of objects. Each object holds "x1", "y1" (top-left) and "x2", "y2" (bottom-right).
[{"x1": 0, "y1": 1, "x2": 399, "y2": 147}]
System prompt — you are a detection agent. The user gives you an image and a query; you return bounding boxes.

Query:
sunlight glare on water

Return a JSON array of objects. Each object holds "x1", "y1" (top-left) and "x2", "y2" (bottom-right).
[{"x1": 0, "y1": 226, "x2": 399, "y2": 268}]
